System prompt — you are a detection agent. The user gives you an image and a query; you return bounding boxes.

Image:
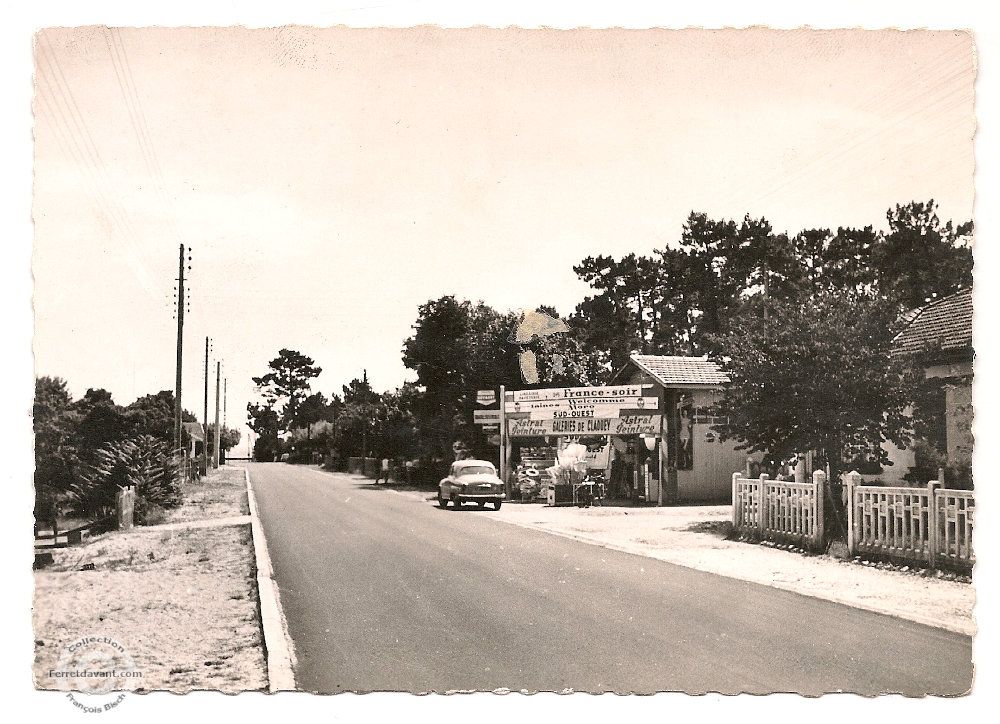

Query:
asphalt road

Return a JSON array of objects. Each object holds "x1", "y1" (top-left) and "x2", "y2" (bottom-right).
[{"x1": 247, "y1": 463, "x2": 973, "y2": 695}]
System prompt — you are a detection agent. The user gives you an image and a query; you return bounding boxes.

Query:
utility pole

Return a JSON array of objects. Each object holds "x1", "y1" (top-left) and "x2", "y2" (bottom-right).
[
  {"x1": 173, "y1": 244, "x2": 187, "y2": 454},
  {"x1": 214, "y1": 361, "x2": 222, "y2": 468},
  {"x1": 202, "y1": 337, "x2": 210, "y2": 475}
]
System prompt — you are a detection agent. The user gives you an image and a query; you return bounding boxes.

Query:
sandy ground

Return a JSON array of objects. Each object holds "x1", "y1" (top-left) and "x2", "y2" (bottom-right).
[
  {"x1": 384, "y1": 482, "x2": 976, "y2": 637},
  {"x1": 33, "y1": 467, "x2": 267, "y2": 693}
]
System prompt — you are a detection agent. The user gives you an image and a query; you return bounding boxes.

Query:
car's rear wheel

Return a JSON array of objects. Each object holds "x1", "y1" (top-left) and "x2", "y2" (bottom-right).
[
  {"x1": 437, "y1": 490, "x2": 447, "y2": 509},
  {"x1": 493, "y1": 500, "x2": 502, "y2": 511}
]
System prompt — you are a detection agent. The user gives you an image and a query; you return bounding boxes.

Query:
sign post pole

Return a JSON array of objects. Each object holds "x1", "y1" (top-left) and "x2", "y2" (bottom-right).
[{"x1": 499, "y1": 384, "x2": 508, "y2": 497}]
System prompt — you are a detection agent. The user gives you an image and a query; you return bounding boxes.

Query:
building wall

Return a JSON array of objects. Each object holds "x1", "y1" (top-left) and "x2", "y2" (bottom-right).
[
  {"x1": 879, "y1": 363, "x2": 972, "y2": 483},
  {"x1": 674, "y1": 388, "x2": 752, "y2": 502},
  {"x1": 945, "y1": 382, "x2": 974, "y2": 467},
  {"x1": 880, "y1": 437, "x2": 916, "y2": 485}
]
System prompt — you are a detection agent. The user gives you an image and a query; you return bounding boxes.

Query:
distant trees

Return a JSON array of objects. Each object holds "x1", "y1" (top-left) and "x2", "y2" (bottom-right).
[
  {"x1": 247, "y1": 348, "x2": 322, "y2": 461},
  {"x1": 250, "y1": 349, "x2": 323, "y2": 435},
  {"x1": 571, "y1": 200, "x2": 972, "y2": 368},
  {"x1": 206, "y1": 423, "x2": 242, "y2": 463}
]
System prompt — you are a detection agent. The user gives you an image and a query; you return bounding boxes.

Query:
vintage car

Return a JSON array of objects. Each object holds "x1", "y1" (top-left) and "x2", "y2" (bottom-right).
[{"x1": 438, "y1": 459, "x2": 505, "y2": 510}]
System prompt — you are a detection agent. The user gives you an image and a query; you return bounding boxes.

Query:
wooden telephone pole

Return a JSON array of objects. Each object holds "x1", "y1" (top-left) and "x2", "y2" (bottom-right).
[
  {"x1": 173, "y1": 244, "x2": 187, "y2": 453},
  {"x1": 214, "y1": 361, "x2": 222, "y2": 468}
]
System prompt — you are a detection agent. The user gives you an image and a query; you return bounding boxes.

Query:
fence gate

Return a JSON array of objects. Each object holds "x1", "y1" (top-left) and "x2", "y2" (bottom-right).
[{"x1": 732, "y1": 471, "x2": 824, "y2": 549}]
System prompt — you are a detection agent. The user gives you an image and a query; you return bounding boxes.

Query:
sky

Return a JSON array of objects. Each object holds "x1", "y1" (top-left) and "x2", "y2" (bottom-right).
[
  {"x1": 8, "y1": 1, "x2": 1000, "y2": 720},
  {"x1": 30, "y1": 23, "x2": 977, "y2": 451}
]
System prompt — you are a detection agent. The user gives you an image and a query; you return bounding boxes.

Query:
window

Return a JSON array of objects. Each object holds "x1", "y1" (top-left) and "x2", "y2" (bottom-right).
[{"x1": 458, "y1": 465, "x2": 496, "y2": 476}]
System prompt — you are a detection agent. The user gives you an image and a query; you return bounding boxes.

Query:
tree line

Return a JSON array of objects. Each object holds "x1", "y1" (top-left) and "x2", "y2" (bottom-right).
[{"x1": 245, "y1": 199, "x2": 972, "y2": 488}]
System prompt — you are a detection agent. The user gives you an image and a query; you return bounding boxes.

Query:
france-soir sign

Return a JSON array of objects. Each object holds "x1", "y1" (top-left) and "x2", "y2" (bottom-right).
[
  {"x1": 511, "y1": 385, "x2": 649, "y2": 403},
  {"x1": 507, "y1": 414, "x2": 661, "y2": 437}
]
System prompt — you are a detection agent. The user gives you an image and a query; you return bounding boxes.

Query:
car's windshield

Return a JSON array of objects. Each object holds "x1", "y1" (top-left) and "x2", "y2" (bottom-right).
[{"x1": 458, "y1": 466, "x2": 495, "y2": 476}]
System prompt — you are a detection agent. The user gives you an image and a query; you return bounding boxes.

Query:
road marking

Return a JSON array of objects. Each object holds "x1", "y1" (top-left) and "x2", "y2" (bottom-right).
[{"x1": 241, "y1": 467, "x2": 298, "y2": 692}]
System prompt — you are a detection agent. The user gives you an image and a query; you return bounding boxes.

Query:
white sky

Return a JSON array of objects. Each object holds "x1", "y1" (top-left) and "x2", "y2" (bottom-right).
[{"x1": 8, "y1": 1, "x2": 1000, "y2": 718}]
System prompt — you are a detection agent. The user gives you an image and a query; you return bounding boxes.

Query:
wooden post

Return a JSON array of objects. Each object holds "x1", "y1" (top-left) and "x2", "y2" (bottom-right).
[
  {"x1": 657, "y1": 410, "x2": 665, "y2": 507},
  {"x1": 116, "y1": 485, "x2": 135, "y2": 531},
  {"x1": 758, "y1": 473, "x2": 768, "y2": 532},
  {"x1": 814, "y1": 470, "x2": 826, "y2": 550},
  {"x1": 843, "y1": 470, "x2": 860, "y2": 556},
  {"x1": 732, "y1": 472, "x2": 741, "y2": 527},
  {"x1": 928, "y1": 479, "x2": 941, "y2": 568}
]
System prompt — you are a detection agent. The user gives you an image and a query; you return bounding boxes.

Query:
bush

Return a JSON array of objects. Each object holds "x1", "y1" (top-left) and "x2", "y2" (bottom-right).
[
  {"x1": 904, "y1": 438, "x2": 973, "y2": 490},
  {"x1": 68, "y1": 435, "x2": 182, "y2": 523}
]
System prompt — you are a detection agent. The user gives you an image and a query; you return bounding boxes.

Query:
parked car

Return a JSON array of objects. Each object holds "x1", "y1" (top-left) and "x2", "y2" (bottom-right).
[{"x1": 438, "y1": 459, "x2": 505, "y2": 510}]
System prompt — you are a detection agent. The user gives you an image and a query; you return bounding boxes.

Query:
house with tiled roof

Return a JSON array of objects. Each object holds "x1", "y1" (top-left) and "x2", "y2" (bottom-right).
[
  {"x1": 884, "y1": 288, "x2": 974, "y2": 484},
  {"x1": 612, "y1": 354, "x2": 748, "y2": 504}
]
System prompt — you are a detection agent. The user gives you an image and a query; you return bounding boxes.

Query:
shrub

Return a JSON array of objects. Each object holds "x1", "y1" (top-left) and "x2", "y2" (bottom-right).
[{"x1": 68, "y1": 435, "x2": 182, "y2": 523}]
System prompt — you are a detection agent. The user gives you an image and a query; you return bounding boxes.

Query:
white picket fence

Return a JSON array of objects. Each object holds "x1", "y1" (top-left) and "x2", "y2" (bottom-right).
[
  {"x1": 732, "y1": 471, "x2": 825, "y2": 549},
  {"x1": 733, "y1": 469, "x2": 975, "y2": 568},
  {"x1": 844, "y1": 472, "x2": 974, "y2": 568}
]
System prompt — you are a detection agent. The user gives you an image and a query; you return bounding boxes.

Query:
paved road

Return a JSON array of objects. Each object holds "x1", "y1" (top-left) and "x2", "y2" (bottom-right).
[{"x1": 247, "y1": 463, "x2": 973, "y2": 695}]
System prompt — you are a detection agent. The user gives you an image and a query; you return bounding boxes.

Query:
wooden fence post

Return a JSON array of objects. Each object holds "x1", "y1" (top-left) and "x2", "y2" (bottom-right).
[
  {"x1": 813, "y1": 470, "x2": 827, "y2": 550},
  {"x1": 758, "y1": 474, "x2": 768, "y2": 532},
  {"x1": 732, "y1": 472, "x2": 741, "y2": 527},
  {"x1": 928, "y1": 479, "x2": 941, "y2": 568},
  {"x1": 843, "y1": 470, "x2": 861, "y2": 556}
]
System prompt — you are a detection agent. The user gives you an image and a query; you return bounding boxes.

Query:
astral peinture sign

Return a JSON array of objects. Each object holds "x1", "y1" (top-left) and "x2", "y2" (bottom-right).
[{"x1": 507, "y1": 414, "x2": 661, "y2": 437}]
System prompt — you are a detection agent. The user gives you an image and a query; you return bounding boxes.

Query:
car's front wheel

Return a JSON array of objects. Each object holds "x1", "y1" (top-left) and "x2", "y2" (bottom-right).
[{"x1": 493, "y1": 500, "x2": 502, "y2": 511}]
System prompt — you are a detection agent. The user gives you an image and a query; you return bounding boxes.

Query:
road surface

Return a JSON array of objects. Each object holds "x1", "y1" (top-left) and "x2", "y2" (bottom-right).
[{"x1": 247, "y1": 463, "x2": 973, "y2": 695}]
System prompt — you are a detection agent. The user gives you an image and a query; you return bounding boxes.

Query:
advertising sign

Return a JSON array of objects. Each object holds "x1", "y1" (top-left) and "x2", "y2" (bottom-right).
[
  {"x1": 507, "y1": 414, "x2": 661, "y2": 438},
  {"x1": 507, "y1": 396, "x2": 659, "y2": 414},
  {"x1": 529, "y1": 406, "x2": 622, "y2": 420},
  {"x1": 476, "y1": 389, "x2": 497, "y2": 406},
  {"x1": 511, "y1": 385, "x2": 647, "y2": 403},
  {"x1": 584, "y1": 444, "x2": 611, "y2": 469},
  {"x1": 473, "y1": 409, "x2": 501, "y2": 424}
]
